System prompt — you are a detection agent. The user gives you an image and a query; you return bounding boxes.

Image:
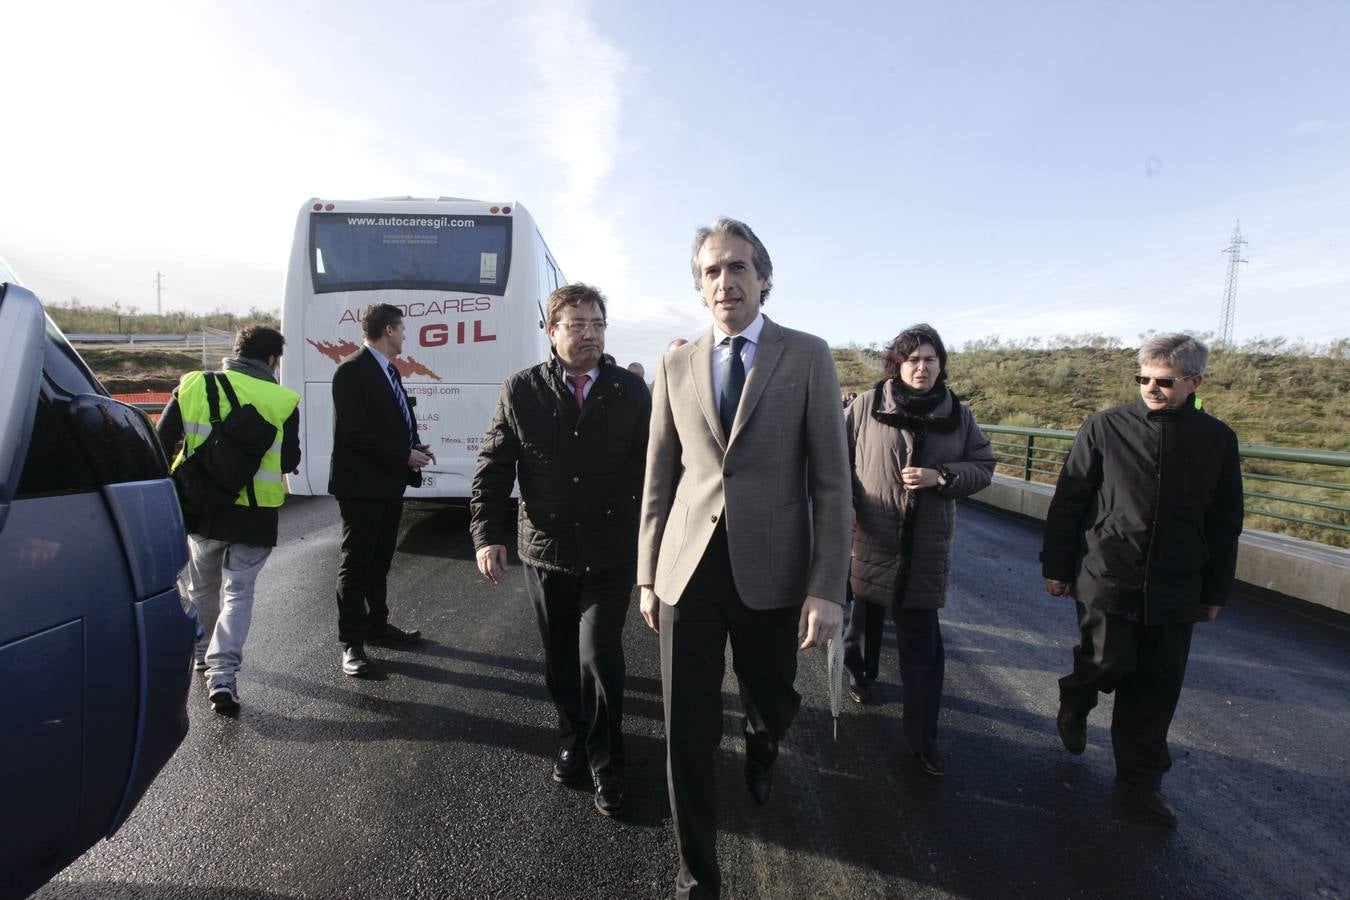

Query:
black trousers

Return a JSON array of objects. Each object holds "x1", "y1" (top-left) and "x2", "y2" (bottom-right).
[
  {"x1": 844, "y1": 599, "x2": 945, "y2": 756},
  {"x1": 842, "y1": 596, "x2": 885, "y2": 682},
  {"x1": 659, "y1": 522, "x2": 802, "y2": 900},
  {"x1": 523, "y1": 561, "x2": 633, "y2": 779},
  {"x1": 1059, "y1": 602, "x2": 1194, "y2": 789},
  {"x1": 335, "y1": 497, "x2": 403, "y2": 645}
]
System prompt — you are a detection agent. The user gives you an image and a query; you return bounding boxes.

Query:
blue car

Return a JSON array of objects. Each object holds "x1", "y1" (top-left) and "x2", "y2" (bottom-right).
[{"x1": 0, "y1": 281, "x2": 196, "y2": 898}]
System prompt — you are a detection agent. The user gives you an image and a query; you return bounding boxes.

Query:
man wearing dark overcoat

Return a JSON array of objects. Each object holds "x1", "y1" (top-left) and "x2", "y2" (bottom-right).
[
  {"x1": 471, "y1": 282, "x2": 650, "y2": 817},
  {"x1": 1041, "y1": 332, "x2": 1244, "y2": 828}
]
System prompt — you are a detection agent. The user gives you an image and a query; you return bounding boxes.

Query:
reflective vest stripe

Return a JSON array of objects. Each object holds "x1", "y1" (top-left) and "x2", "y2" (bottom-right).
[{"x1": 183, "y1": 421, "x2": 212, "y2": 442}]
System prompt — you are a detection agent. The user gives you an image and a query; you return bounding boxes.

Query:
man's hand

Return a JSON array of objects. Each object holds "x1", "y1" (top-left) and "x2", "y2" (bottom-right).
[
  {"x1": 1044, "y1": 578, "x2": 1071, "y2": 597},
  {"x1": 900, "y1": 466, "x2": 939, "y2": 490},
  {"x1": 1201, "y1": 605, "x2": 1221, "y2": 621},
  {"x1": 409, "y1": 443, "x2": 435, "y2": 469},
  {"x1": 640, "y1": 586, "x2": 660, "y2": 633},
  {"x1": 476, "y1": 545, "x2": 508, "y2": 585},
  {"x1": 798, "y1": 595, "x2": 841, "y2": 650}
]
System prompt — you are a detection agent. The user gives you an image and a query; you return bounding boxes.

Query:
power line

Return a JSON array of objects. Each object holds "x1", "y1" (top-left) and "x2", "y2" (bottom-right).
[{"x1": 153, "y1": 270, "x2": 167, "y2": 316}]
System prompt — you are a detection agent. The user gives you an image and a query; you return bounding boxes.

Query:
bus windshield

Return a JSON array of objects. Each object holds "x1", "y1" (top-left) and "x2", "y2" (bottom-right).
[{"x1": 310, "y1": 212, "x2": 513, "y2": 295}]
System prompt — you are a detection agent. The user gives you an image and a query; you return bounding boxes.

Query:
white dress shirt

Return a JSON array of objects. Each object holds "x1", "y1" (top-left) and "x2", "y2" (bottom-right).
[
  {"x1": 711, "y1": 312, "x2": 764, "y2": 416},
  {"x1": 561, "y1": 362, "x2": 601, "y2": 402},
  {"x1": 364, "y1": 343, "x2": 401, "y2": 395}
]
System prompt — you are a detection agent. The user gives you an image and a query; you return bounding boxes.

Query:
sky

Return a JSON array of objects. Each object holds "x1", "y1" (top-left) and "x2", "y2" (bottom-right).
[{"x1": 3, "y1": 0, "x2": 1348, "y2": 373}]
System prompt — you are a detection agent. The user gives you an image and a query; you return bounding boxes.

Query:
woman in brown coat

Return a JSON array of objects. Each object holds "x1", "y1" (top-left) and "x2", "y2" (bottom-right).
[{"x1": 843, "y1": 323, "x2": 995, "y2": 776}]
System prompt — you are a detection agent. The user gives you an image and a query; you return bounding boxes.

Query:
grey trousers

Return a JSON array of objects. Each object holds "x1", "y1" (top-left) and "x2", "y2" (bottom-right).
[{"x1": 183, "y1": 536, "x2": 272, "y2": 691}]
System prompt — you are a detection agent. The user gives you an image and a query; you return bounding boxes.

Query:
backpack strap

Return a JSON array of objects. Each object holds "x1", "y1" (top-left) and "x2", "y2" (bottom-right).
[
  {"x1": 214, "y1": 371, "x2": 243, "y2": 414},
  {"x1": 206, "y1": 372, "x2": 259, "y2": 509},
  {"x1": 204, "y1": 371, "x2": 225, "y2": 424}
]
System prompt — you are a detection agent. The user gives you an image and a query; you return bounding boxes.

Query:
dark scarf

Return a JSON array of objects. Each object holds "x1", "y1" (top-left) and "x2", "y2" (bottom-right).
[
  {"x1": 866, "y1": 379, "x2": 962, "y2": 608},
  {"x1": 868, "y1": 380, "x2": 961, "y2": 433}
]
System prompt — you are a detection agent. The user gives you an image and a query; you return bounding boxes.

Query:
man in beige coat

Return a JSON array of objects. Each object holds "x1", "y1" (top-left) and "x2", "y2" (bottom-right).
[{"x1": 638, "y1": 216, "x2": 851, "y2": 899}]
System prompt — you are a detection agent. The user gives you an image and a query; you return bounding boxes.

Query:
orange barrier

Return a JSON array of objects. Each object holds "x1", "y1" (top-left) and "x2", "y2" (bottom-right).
[
  {"x1": 111, "y1": 391, "x2": 173, "y2": 405},
  {"x1": 111, "y1": 392, "x2": 171, "y2": 423}
]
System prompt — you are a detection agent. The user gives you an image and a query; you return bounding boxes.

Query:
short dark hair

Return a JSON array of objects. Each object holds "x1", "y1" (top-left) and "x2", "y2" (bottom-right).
[
  {"x1": 546, "y1": 283, "x2": 608, "y2": 327},
  {"x1": 882, "y1": 323, "x2": 948, "y2": 383},
  {"x1": 362, "y1": 303, "x2": 404, "y2": 340},
  {"x1": 691, "y1": 217, "x2": 774, "y2": 302},
  {"x1": 234, "y1": 325, "x2": 285, "y2": 361}
]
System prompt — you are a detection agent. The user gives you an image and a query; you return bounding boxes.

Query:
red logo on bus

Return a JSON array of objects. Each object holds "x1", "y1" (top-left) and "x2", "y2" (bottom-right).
[{"x1": 306, "y1": 339, "x2": 445, "y2": 382}]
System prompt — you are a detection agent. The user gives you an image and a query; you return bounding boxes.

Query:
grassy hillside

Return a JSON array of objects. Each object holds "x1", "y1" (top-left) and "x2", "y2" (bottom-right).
[{"x1": 47, "y1": 304, "x2": 279, "y2": 335}]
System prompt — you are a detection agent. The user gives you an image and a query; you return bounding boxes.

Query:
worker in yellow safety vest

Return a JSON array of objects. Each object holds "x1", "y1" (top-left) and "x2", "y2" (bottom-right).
[{"x1": 157, "y1": 325, "x2": 301, "y2": 715}]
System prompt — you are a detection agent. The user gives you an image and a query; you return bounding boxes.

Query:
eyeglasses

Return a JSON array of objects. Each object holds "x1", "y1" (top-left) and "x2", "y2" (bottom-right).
[
  {"x1": 555, "y1": 319, "x2": 608, "y2": 334},
  {"x1": 1134, "y1": 374, "x2": 1196, "y2": 388}
]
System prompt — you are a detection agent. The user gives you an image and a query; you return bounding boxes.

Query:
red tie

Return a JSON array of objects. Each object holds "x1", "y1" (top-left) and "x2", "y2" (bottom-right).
[{"x1": 568, "y1": 373, "x2": 591, "y2": 410}]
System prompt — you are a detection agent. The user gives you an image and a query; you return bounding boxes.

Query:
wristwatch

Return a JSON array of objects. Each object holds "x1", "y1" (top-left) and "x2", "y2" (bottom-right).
[{"x1": 935, "y1": 465, "x2": 955, "y2": 490}]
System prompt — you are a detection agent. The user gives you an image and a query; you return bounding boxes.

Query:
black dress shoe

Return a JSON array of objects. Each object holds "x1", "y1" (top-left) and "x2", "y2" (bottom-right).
[
  {"x1": 1117, "y1": 780, "x2": 1178, "y2": 828},
  {"x1": 847, "y1": 677, "x2": 870, "y2": 705},
  {"x1": 745, "y1": 757, "x2": 773, "y2": 805},
  {"x1": 342, "y1": 643, "x2": 372, "y2": 677},
  {"x1": 914, "y1": 750, "x2": 945, "y2": 777},
  {"x1": 1056, "y1": 707, "x2": 1087, "y2": 755},
  {"x1": 552, "y1": 747, "x2": 585, "y2": 783},
  {"x1": 593, "y1": 775, "x2": 624, "y2": 817},
  {"x1": 367, "y1": 623, "x2": 421, "y2": 646}
]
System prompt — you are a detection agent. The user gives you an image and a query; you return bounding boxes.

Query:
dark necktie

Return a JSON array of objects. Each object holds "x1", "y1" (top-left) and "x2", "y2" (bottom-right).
[
  {"x1": 719, "y1": 335, "x2": 747, "y2": 437},
  {"x1": 567, "y1": 373, "x2": 591, "y2": 411},
  {"x1": 387, "y1": 362, "x2": 415, "y2": 446}
]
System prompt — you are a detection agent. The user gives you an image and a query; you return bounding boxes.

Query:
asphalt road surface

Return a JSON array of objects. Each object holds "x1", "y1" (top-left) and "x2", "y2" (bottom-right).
[{"x1": 36, "y1": 500, "x2": 1350, "y2": 899}]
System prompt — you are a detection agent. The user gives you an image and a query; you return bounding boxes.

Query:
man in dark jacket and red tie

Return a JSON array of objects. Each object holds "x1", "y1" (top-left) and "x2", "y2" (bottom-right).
[
  {"x1": 1041, "y1": 332, "x2": 1244, "y2": 828},
  {"x1": 470, "y1": 283, "x2": 650, "y2": 818},
  {"x1": 330, "y1": 303, "x2": 435, "y2": 677}
]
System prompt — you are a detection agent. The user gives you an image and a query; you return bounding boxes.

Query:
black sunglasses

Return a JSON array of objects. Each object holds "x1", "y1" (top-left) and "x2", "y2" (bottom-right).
[{"x1": 1134, "y1": 374, "x2": 1194, "y2": 388}]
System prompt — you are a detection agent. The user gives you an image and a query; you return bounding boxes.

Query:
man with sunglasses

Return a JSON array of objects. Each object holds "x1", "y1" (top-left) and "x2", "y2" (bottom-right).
[
  {"x1": 1041, "y1": 333, "x2": 1244, "y2": 828},
  {"x1": 470, "y1": 282, "x2": 650, "y2": 818}
]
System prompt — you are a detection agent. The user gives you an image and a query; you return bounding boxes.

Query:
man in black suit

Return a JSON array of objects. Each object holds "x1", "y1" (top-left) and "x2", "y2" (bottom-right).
[
  {"x1": 330, "y1": 303, "x2": 434, "y2": 676},
  {"x1": 471, "y1": 283, "x2": 650, "y2": 817}
]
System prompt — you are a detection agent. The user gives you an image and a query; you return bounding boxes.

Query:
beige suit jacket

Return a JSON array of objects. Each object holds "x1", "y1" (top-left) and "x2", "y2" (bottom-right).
[{"x1": 638, "y1": 315, "x2": 851, "y2": 610}]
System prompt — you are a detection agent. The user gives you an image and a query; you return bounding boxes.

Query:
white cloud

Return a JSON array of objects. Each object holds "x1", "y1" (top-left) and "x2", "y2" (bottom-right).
[
  {"x1": 518, "y1": 1, "x2": 635, "y2": 301},
  {"x1": 1295, "y1": 119, "x2": 1328, "y2": 134}
]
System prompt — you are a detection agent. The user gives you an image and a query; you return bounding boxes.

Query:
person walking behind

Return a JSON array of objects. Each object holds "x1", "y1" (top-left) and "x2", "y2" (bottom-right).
[
  {"x1": 471, "y1": 283, "x2": 650, "y2": 817},
  {"x1": 844, "y1": 323, "x2": 994, "y2": 776},
  {"x1": 1041, "y1": 333, "x2": 1243, "y2": 828},
  {"x1": 330, "y1": 303, "x2": 434, "y2": 677},
  {"x1": 158, "y1": 325, "x2": 301, "y2": 715}
]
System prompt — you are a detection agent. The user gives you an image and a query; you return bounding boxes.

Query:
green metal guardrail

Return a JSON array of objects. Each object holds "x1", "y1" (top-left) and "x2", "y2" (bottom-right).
[{"x1": 979, "y1": 424, "x2": 1350, "y2": 543}]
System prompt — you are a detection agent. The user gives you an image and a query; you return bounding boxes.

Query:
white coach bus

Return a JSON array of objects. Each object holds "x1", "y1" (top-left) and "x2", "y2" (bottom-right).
[{"x1": 280, "y1": 197, "x2": 564, "y2": 498}]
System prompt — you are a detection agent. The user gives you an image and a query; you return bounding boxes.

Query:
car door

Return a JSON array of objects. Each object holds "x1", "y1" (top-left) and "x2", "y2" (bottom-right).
[{"x1": 0, "y1": 283, "x2": 194, "y2": 898}]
